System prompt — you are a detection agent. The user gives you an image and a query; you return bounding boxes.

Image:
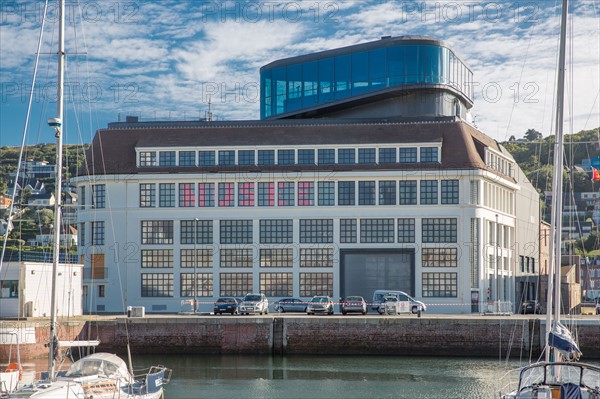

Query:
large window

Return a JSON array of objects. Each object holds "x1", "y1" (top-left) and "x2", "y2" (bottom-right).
[
  {"x1": 441, "y1": 180, "x2": 459, "y2": 204},
  {"x1": 141, "y1": 273, "x2": 173, "y2": 297},
  {"x1": 141, "y1": 249, "x2": 174, "y2": 268},
  {"x1": 141, "y1": 220, "x2": 174, "y2": 244},
  {"x1": 397, "y1": 218, "x2": 415, "y2": 243},
  {"x1": 259, "y1": 219, "x2": 293, "y2": 244},
  {"x1": 379, "y1": 148, "x2": 397, "y2": 164},
  {"x1": 278, "y1": 182, "x2": 295, "y2": 206},
  {"x1": 422, "y1": 218, "x2": 457, "y2": 243},
  {"x1": 338, "y1": 149, "x2": 355, "y2": 164},
  {"x1": 422, "y1": 272, "x2": 457, "y2": 297},
  {"x1": 139, "y1": 151, "x2": 156, "y2": 167},
  {"x1": 181, "y1": 220, "x2": 213, "y2": 244},
  {"x1": 420, "y1": 147, "x2": 439, "y2": 163},
  {"x1": 317, "y1": 182, "x2": 335, "y2": 206},
  {"x1": 260, "y1": 273, "x2": 293, "y2": 296},
  {"x1": 220, "y1": 273, "x2": 252, "y2": 296},
  {"x1": 318, "y1": 149, "x2": 335, "y2": 164},
  {"x1": 180, "y1": 249, "x2": 213, "y2": 268},
  {"x1": 159, "y1": 151, "x2": 176, "y2": 166},
  {"x1": 92, "y1": 184, "x2": 105, "y2": 209},
  {"x1": 199, "y1": 151, "x2": 215, "y2": 166},
  {"x1": 238, "y1": 150, "x2": 255, "y2": 165},
  {"x1": 298, "y1": 182, "x2": 314, "y2": 206},
  {"x1": 300, "y1": 247, "x2": 334, "y2": 267},
  {"x1": 260, "y1": 249, "x2": 293, "y2": 267},
  {"x1": 379, "y1": 181, "x2": 396, "y2": 205},
  {"x1": 278, "y1": 149, "x2": 295, "y2": 165},
  {"x1": 219, "y1": 150, "x2": 235, "y2": 166},
  {"x1": 422, "y1": 248, "x2": 458, "y2": 267},
  {"x1": 238, "y1": 182, "x2": 255, "y2": 207},
  {"x1": 360, "y1": 219, "x2": 394, "y2": 243},
  {"x1": 300, "y1": 272, "x2": 333, "y2": 297},
  {"x1": 338, "y1": 181, "x2": 355, "y2": 205},
  {"x1": 340, "y1": 219, "x2": 357, "y2": 243},
  {"x1": 258, "y1": 150, "x2": 275, "y2": 165},
  {"x1": 91, "y1": 221, "x2": 105, "y2": 246},
  {"x1": 358, "y1": 148, "x2": 376, "y2": 164},
  {"x1": 0, "y1": 280, "x2": 18, "y2": 298},
  {"x1": 179, "y1": 151, "x2": 196, "y2": 166},
  {"x1": 258, "y1": 182, "x2": 275, "y2": 206},
  {"x1": 139, "y1": 183, "x2": 156, "y2": 207},
  {"x1": 298, "y1": 149, "x2": 315, "y2": 165},
  {"x1": 399, "y1": 148, "x2": 417, "y2": 163},
  {"x1": 159, "y1": 183, "x2": 175, "y2": 207},
  {"x1": 420, "y1": 180, "x2": 438, "y2": 205},
  {"x1": 300, "y1": 219, "x2": 333, "y2": 243},
  {"x1": 180, "y1": 273, "x2": 213, "y2": 297},
  {"x1": 220, "y1": 220, "x2": 253, "y2": 244},
  {"x1": 179, "y1": 183, "x2": 195, "y2": 207},
  {"x1": 198, "y1": 183, "x2": 215, "y2": 207},
  {"x1": 358, "y1": 181, "x2": 376, "y2": 205},
  {"x1": 218, "y1": 183, "x2": 234, "y2": 207},
  {"x1": 220, "y1": 249, "x2": 253, "y2": 267},
  {"x1": 399, "y1": 180, "x2": 417, "y2": 205}
]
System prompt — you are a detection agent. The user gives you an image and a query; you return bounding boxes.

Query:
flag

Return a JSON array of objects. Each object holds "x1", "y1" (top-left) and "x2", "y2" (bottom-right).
[{"x1": 592, "y1": 167, "x2": 600, "y2": 181}]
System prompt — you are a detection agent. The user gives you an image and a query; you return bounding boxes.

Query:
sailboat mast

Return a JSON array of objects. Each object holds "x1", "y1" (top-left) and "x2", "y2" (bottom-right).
[
  {"x1": 48, "y1": 0, "x2": 65, "y2": 381},
  {"x1": 545, "y1": 0, "x2": 568, "y2": 363}
]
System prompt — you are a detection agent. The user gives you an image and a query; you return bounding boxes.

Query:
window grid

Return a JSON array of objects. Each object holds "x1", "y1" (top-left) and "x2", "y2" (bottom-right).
[
  {"x1": 358, "y1": 181, "x2": 376, "y2": 205},
  {"x1": 91, "y1": 221, "x2": 105, "y2": 246},
  {"x1": 260, "y1": 249, "x2": 293, "y2": 267},
  {"x1": 141, "y1": 249, "x2": 174, "y2": 268},
  {"x1": 441, "y1": 180, "x2": 459, "y2": 204},
  {"x1": 179, "y1": 151, "x2": 196, "y2": 166},
  {"x1": 338, "y1": 149, "x2": 355, "y2": 164},
  {"x1": 420, "y1": 180, "x2": 438, "y2": 205},
  {"x1": 179, "y1": 183, "x2": 195, "y2": 207},
  {"x1": 318, "y1": 149, "x2": 335, "y2": 164},
  {"x1": 422, "y1": 218, "x2": 458, "y2": 243},
  {"x1": 299, "y1": 219, "x2": 333, "y2": 243},
  {"x1": 300, "y1": 248, "x2": 334, "y2": 267},
  {"x1": 278, "y1": 182, "x2": 295, "y2": 206},
  {"x1": 298, "y1": 149, "x2": 315, "y2": 165},
  {"x1": 139, "y1": 183, "x2": 156, "y2": 207},
  {"x1": 358, "y1": 148, "x2": 376, "y2": 164},
  {"x1": 220, "y1": 249, "x2": 253, "y2": 267},
  {"x1": 399, "y1": 181, "x2": 417, "y2": 205},
  {"x1": 141, "y1": 220, "x2": 174, "y2": 244},
  {"x1": 420, "y1": 147, "x2": 439, "y2": 163},
  {"x1": 317, "y1": 182, "x2": 335, "y2": 206},
  {"x1": 159, "y1": 151, "x2": 176, "y2": 166},
  {"x1": 379, "y1": 181, "x2": 396, "y2": 205},
  {"x1": 238, "y1": 182, "x2": 255, "y2": 207},
  {"x1": 220, "y1": 220, "x2": 253, "y2": 244},
  {"x1": 180, "y1": 273, "x2": 213, "y2": 297},
  {"x1": 198, "y1": 183, "x2": 215, "y2": 207},
  {"x1": 422, "y1": 248, "x2": 458, "y2": 267},
  {"x1": 159, "y1": 183, "x2": 175, "y2": 207},
  {"x1": 399, "y1": 148, "x2": 417, "y2": 163},
  {"x1": 379, "y1": 148, "x2": 397, "y2": 164},
  {"x1": 260, "y1": 273, "x2": 293, "y2": 296},
  {"x1": 422, "y1": 272, "x2": 457, "y2": 297},
  {"x1": 141, "y1": 273, "x2": 173, "y2": 297},
  {"x1": 218, "y1": 183, "x2": 235, "y2": 207},
  {"x1": 298, "y1": 182, "x2": 314, "y2": 206},
  {"x1": 238, "y1": 150, "x2": 255, "y2": 165},
  {"x1": 360, "y1": 219, "x2": 395, "y2": 243},
  {"x1": 259, "y1": 219, "x2": 293, "y2": 244},
  {"x1": 180, "y1": 249, "x2": 213, "y2": 268},
  {"x1": 300, "y1": 272, "x2": 333, "y2": 297},
  {"x1": 340, "y1": 219, "x2": 357, "y2": 243},
  {"x1": 139, "y1": 151, "x2": 156, "y2": 167},
  {"x1": 199, "y1": 151, "x2": 215, "y2": 166},
  {"x1": 219, "y1": 150, "x2": 235, "y2": 166},
  {"x1": 258, "y1": 182, "x2": 275, "y2": 206},
  {"x1": 181, "y1": 220, "x2": 213, "y2": 244},
  {"x1": 258, "y1": 150, "x2": 275, "y2": 165},
  {"x1": 92, "y1": 184, "x2": 105, "y2": 209},
  {"x1": 278, "y1": 149, "x2": 295, "y2": 165},
  {"x1": 338, "y1": 181, "x2": 355, "y2": 206},
  {"x1": 397, "y1": 218, "x2": 415, "y2": 243},
  {"x1": 219, "y1": 273, "x2": 252, "y2": 296}
]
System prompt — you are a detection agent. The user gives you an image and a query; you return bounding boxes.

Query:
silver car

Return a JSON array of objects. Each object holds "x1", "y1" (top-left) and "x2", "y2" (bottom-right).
[
  {"x1": 341, "y1": 296, "x2": 367, "y2": 315},
  {"x1": 273, "y1": 298, "x2": 307, "y2": 313},
  {"x1": 306, "y1": 296, "x2": 334, "y2": 315},
  {"x1": 239, "y1": 293, "x2": 269, "y2": 315}
]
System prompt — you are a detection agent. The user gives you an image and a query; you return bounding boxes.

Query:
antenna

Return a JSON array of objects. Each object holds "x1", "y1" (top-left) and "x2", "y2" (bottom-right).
[{"x1": 205, "y1": 95, "x2": 213, "y2": 122}]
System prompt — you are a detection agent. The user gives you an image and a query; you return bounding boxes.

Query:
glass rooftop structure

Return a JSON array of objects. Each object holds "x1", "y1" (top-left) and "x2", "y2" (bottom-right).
[{"x1": 260, "y1": 36, "x2": 473, "y2": 120}]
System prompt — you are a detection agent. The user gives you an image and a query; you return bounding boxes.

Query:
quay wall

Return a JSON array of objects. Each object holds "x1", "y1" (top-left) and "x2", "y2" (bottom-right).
[{"x1": 2, "y1": 316, "x2": 599, "y2": 359}]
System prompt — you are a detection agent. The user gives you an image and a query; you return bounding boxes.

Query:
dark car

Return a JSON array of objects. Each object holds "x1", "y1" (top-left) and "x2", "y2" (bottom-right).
[
  {"x1": 520, "y1": 300, "x2": 543, "y2": 314},
  {"x1": 273, "y1": 298, "x2": 307, "y2": 313},
  {"x1": 341, "y1": 296, "x2": 367, "y2": 315},
  {"x1": 213, "y1": 297, "x2": 241, "y2": 315}
]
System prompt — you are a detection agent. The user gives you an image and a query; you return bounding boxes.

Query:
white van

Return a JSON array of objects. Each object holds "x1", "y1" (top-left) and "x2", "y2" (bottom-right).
[{"x1": 371, "y1": 290, "x2": 427, "y2": 314}]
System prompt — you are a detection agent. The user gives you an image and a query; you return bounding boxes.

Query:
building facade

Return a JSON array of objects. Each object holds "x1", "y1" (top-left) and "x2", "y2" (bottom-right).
[{"x1": 74, "y1": 36, "x2": 539, "y2": 314}]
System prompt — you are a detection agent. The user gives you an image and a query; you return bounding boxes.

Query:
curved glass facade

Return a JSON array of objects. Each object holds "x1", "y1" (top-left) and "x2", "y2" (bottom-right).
[{"x1": 261, "y1": 43, "x2": 473, "y2": 119}]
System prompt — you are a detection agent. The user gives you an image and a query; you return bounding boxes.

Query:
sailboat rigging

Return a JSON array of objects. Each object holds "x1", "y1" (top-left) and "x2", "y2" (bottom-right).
[
  {"x1": 8, "y1": 1, "x2": 171, "y2": 397},
  {"x1": 500, "y1": 1, "x2": 600, "y2": 397}
]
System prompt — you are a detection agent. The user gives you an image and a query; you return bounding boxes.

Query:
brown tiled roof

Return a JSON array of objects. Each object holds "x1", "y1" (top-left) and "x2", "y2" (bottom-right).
[{"x1": 83, "y1": 121, "x2": 505, "y2": 178}]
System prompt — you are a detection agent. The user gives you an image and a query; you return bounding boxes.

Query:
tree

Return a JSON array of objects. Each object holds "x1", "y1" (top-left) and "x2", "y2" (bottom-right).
[
  {"x1": 36, "y1": 208, "x2": 54, "y2": 230},
  {"x1": 508, "y1": 135, "x2": 516, "y2": 141},
  {"x1": 524, "y1": 129, "x2": 542, "y2": 141}
]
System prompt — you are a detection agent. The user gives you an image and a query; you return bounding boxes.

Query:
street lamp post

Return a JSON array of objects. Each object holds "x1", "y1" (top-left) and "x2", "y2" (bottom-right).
[
  {"x1": 495, "y1": 214, "x2": 500, "y2": 312},
  {"x1": 194, "y1": 218, "x2": 198, "y2": 313}
]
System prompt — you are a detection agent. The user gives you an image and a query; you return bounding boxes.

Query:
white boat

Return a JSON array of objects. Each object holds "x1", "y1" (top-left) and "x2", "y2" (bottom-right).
[
  {"x1": 8, "y1": 1, "x2": 171, "y2": 397},
  {"x1": 500, "y1": 1, "x2": 600, "y2": 397},
  {"x1": 0, "y1": 333, "x2": 22, "y2": 396}
]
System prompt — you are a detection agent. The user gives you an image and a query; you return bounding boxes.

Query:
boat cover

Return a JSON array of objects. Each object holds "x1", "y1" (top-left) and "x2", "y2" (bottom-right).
[
  {"x1": 560, "y1": 382, "x2": 583, "y2": 399},
  {"x1": 548, "y1": 322, "x2": 582, "y2": 360}
]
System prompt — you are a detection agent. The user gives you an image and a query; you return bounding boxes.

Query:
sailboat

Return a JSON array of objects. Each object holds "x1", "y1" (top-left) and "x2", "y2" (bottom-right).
[
  {"x1": 8, "y1": 1, "x2": 170, "y2": 398},
  {"x1": 0, "y1": 333, "x2": 22, "y2": 396},
  {"x1": 500, "y1": 1, "x2": 600, "y2": 398}
]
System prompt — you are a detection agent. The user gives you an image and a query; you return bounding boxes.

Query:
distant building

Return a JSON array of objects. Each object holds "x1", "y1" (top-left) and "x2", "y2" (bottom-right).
[
  {"x1": 9, "y1": 160, "x2": 56, "y2": 180},
  {"x1": 0, "y1": 196, "x2": 11, "y2": 210},
  {"x1": 27, "y1": 226, "x2": 78, "y2": 248},
  {"x1": 26, "y1": 192, "x2": 55, "y2": 207}
]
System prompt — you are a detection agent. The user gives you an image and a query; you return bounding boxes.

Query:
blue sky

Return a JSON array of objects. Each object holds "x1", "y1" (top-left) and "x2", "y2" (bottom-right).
[{"x1": 0, "y1": 0, "x2": 598, "y2": 147}]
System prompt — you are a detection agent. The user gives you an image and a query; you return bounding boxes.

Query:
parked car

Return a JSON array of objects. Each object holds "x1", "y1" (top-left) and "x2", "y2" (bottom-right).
[
  {"x1": 273, "y1": 298, "x2": 307, "y2": 313},
  {"x1": 213, "y1": 297, "x2": 240, "y2": 315},
  {"x1": 372, "y1": 290, "x2": 427, "y2": 314},
  {"x1": 341, "y1": 296, "x2": 367, "y2": 315},
  {"x1": 520, "y1": 300, "x2": 544, "y2": 314},
  {"x1": 239, "y1": 293, "x2": 269, "y2": 315},
  {"x1": 306, "y1": 296, "x2": 334, "y2": 315}
]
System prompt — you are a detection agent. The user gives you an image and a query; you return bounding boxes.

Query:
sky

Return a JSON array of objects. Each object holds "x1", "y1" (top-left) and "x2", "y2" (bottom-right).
[{"x1": 0, "y1": 0, "x2": 598, "y2": 147}]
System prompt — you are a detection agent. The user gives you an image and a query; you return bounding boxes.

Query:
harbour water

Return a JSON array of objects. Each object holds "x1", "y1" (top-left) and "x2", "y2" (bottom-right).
[{"x1": 141, "y1": 354, "x2": 532, "y2": 399}]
